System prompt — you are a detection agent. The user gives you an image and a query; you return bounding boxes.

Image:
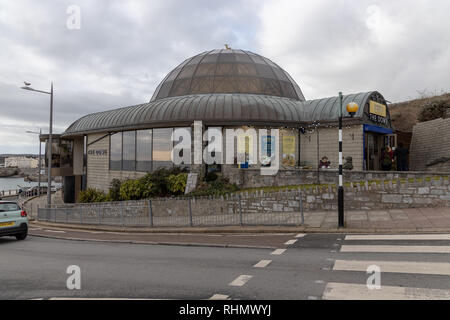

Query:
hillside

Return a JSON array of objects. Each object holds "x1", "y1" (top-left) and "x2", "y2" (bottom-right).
[{"x1": 389, "y1": 93, "x2": 450, "y2": 132}]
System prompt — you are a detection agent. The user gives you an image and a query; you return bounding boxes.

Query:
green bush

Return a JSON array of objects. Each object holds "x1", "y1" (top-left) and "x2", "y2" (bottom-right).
[
  {"x1": 189, "y1": 176, "x2": 239, "y2": 196},
  {"x1": 108, "y1": 178, "x2": 122, "y2": 201},
  {"x1": 205, "y1": 172, "x2": 218, "y2": 182},
  {"x1": 119, "y1": 179, "x2": 154, "y2": 201},
  {"x1": 78, "y1": 188, "x2": 107, "y2": 203},
  {"x1": 167, "y1": 173, "x2": 187, "y2": 194},
  {"x1": 143, "y1": 167, "x2": 188, "y2": 197}
]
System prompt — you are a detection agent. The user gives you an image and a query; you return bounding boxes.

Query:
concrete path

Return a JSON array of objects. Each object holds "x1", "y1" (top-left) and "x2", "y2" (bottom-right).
[{"x1": 30, "y1": 207, "x2": 450, "y2": 237}]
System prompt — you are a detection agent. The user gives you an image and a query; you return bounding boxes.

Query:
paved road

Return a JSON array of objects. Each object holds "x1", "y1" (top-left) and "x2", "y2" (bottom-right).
[{"x1": 1, "y1": 233, "x2": 450, "y2": 300}]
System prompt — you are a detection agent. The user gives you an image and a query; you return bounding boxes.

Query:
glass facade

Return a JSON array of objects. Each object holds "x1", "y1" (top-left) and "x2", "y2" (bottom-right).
[
  {"x1": 109, "y1": 132, "x2": 122, "y2": 171},
  {"x1": 122, "y1": 131, "x2": 136, "y2": 171},
  {"x1": 136, "y1": 130, "x2": 152, "y2": 172},
  {"x1": 110, "y1": 128, "x2": 193, "y2": 172},
  {"x1": 152, "y1": 128, "x2": 174, "y2": 171}
]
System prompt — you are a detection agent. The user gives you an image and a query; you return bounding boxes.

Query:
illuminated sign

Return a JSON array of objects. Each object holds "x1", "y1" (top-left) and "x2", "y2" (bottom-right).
[
  {"x1": 369, "y1": 101, "x2": 387, "y2": 117},
  {"x1": 369, "y1": 101, "x2": 387, "y2": 125}
]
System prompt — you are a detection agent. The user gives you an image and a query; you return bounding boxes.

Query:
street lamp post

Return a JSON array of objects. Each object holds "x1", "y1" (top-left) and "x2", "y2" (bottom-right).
[
  {"x1": 338, "y1": 92, "x2": 344, "y2": 227},
  {"x1": 338, "y1": 93, "x2": 359, "y2": 228},
  {"x1": 26, "y1": 129, "x2": 42, "y2": 197},
  {"x1": 21, "y1": 82, "x2": 54, "y2": 208}
]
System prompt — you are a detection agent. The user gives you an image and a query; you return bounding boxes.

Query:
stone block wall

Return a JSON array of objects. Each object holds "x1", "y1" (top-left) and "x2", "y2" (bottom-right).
[
  {"x1": 53, "y1": 176, "x2": 450, "y2": 216},
  {"x1": 410, "y1": 117, "x2": 450, "y2": 171}
]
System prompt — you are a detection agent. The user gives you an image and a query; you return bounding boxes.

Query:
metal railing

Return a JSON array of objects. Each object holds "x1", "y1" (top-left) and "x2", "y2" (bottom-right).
[{"x1": 37, "y1": 191, "x2": 305, "y2": 227}]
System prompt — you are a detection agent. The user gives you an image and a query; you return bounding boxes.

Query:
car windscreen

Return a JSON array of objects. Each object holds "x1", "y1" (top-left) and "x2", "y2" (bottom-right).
[{"x1": 0, "y1": 203, "x2": 21, "y2": 212}]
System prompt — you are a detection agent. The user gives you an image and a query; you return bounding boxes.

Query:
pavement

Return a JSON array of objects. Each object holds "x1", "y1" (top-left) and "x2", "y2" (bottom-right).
[
  {"x1": 1, "y1": 233, "x2": 450, "y2": 300},
  {"x1": 28, "y1": 207, "x2": 450, "y2": 246}
]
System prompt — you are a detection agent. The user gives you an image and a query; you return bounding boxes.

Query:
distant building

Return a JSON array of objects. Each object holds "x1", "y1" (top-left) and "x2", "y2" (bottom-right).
[{"x1": 5, "y1": 156, "x2": 39, "y2": 168}]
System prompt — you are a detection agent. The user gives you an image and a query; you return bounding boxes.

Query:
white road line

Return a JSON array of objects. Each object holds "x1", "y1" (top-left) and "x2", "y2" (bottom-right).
[
  {"x1": 209, "y1": 294, "x2": 230, "y2": 300},
  {"x1": 271, "y1": 249, "x2": 286, "y2": 255},
  {"x1": 229, "y1": 275, "x2": 253, "y2": 287},
  {"x1": 333, "y1": 260, "x2": 450, "y2": 276},
  {"x1": 340, "y1": 245, "x2": 450, "y2": 253},
  {"x1": 345, "y1": 234, "x2": 450, "y2": 241},
  {"x1": 29, "y1": 228, "x2": 42, "y2": 231},
  {"x1": 295, "y1": 233, "x2": 306, "y2": 238},
  {"x1": 253, "y1": 260, "x2": 272, "y2": 268},
  {"x1": 43, "y1": 230, "x2": 66, "y2": 233},
  {"x1": 284, "y1": 239, "x2": 297, "y2": 245},
  {"x1": 322, "y1": 282, "x2": 450, "y2": 300}
]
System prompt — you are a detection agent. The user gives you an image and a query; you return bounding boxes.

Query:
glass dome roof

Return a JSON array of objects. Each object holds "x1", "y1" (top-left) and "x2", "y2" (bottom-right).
[{"x1": 150, "y1": 49, "x2": 305, "y2": 102}]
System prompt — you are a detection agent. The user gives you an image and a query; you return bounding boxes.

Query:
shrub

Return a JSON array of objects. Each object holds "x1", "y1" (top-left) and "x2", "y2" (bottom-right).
[
  {"x1": 418, "y1": 100, "x2": 449, "y2": 122},
  {"x1": 205, "y1": 171, "x2": 218, "y2": 182},
  {"x1": 78, "y1": 188, "x2": 107, "y2": 203},
  {"x1": 167, "y1": 173, "x2": 187, "y2": 195},
  {"x1": 108, "y1": 178, "x2": 122, "y2": 201},
  {"x1": 119, "y1": 179, "x2": 153, "y2": 200},
  {"x1": 189, "y1": 176, "x2": 239, "y2": 196}
]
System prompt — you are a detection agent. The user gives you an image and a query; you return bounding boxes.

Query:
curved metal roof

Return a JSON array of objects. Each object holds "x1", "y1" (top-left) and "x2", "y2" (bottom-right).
[
  {"x1": 150, "y1": 49, "x2": 306, "y2": 102},
  {"x1": 63, "y1": 91, "x2": 388, "y2": 137}
]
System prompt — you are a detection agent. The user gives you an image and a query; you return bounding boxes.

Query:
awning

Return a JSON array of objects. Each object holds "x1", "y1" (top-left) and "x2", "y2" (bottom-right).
[{"x1": 363, "y1": 124, "x2": 393, "y2": 134}]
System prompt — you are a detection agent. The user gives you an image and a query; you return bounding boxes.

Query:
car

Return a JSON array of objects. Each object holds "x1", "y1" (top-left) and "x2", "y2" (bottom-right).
[{"x1": 0, "y1": 201, "x2": 28, "y2": 240}]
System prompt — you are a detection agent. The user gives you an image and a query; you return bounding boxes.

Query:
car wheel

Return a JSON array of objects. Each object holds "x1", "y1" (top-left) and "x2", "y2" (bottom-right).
[{"x1": 16, "y1": 232, "x2": 27, "y2": 241}]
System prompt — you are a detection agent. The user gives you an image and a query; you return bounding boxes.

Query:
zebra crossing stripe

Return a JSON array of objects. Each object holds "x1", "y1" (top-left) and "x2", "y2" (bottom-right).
[
  {"x1": 345, "y1": 234, "x2": 450, "y2": 241},
  {"x1": 340, "y1": 245, "x2": 450, "y2": 253},
  {"x1": 333, "y1": 260, "x2": 450, "y2": 276},
  {"x1": 323, "y1": 282, "x2": 450, "y2": 300}
]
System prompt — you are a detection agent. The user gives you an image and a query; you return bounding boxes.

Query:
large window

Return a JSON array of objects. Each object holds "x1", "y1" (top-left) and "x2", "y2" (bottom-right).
[
  {"x1": 122, "y1": 131, "x2": 136, "y2": 171},
  {"x1": 110, "y1": 132, "x2": 122, "y2": 171},
  {"x1": 109, "y1": 127, "x2": 193, "y2": 172},
  {"x1": 153, "y1": 128, "x2": 173, "y2": 170},
  {"x1": 136, "y1": 130, "x2": 152, "y2": 172}
]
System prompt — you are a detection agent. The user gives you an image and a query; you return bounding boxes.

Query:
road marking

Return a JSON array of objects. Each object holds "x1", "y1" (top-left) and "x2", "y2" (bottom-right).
[
  {"x1": 43, "y1": 230, "x2": 66, "y2": 233},
  {"x1": 340, "y1": 245, "x2": 450, "y2": 253},
  {"x1": 209, "y1": 294, "x2": 230, "y2": 300},
  {"x1": 253, "y1": 260, "x2": 272, "y2": 268},
  {"x1": 295, "y1": 233, "x2": 306, "y2": 238},
  {"x1": 323, "y1": 282, "x2": 450, "y2": 300},
  {"x1": 229, "y1": 275, "x2": 253, "y2": 287},
  {"x1": 345, "y1": 234, "x2": 450, "y2": 241},
  {"x1": 334, "y1": 260, "x2": 450, "y2": 276},
  {"x1": 29, "y1": 228, "x2": 42, "y2": 231},
  {"x1": 307, "y1": 296, "x2": 318, "y2": 300},
  {"x1": 271, "y1": 248, "x2": 286, "y2": 255},
  {"x1": 315, "y1": 280, "x2": 325, "y2": 284},
  {"x1": 284, "y1": 239, "x2": 297, "y2": 245}
]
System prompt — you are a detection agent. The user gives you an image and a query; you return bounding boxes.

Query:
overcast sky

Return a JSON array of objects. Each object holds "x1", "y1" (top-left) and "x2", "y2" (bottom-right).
[{"x1": 0, "y1": 0, "x2": 449, "y2": 154}]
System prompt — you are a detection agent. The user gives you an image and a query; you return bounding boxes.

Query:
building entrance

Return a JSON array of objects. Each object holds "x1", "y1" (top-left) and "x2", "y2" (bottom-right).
[{"x1": 364, "y1": 130, "x2": 396, "y2": 171}]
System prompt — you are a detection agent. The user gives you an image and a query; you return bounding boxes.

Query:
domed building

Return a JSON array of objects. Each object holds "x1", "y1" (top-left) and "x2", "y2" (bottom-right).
[{"x1": 43, "y1": 49, "x2": 394, "y2": 202}]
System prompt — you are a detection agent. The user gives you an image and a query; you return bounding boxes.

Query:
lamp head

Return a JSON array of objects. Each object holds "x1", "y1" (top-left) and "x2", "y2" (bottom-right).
[{"x1": 346, "y1": 102, "x2": 359, "y2": 117}]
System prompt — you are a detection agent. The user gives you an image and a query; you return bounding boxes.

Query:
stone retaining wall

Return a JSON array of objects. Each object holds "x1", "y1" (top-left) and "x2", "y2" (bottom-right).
[
  {"x1": 223, "y1": 167, "x2": 450, "y2": 189},
  {"x1": 49, "y1": 176, "x2": 450, "y2": 215}
]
